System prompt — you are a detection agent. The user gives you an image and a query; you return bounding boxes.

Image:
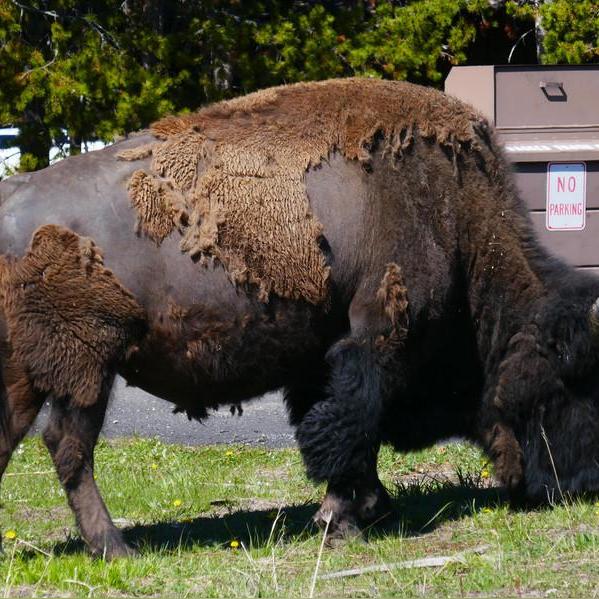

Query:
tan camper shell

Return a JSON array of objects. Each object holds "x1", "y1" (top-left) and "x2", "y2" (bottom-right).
[{"x1": 445, "y1": 65, "x2": 599, "y2": 273}]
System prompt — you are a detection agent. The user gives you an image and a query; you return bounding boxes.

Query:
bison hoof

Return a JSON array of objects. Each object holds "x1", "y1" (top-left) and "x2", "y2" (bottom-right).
[
  {"x1": 355, "y1": 484, "x2": 393, "y2": 524},
  {"x1": 104, "y1": 543, "x2": 138, "y2": 560},
  {"x1": 89, "y1": 530, "x2": 137, "y2": 560},
  {"x1": 325, "y1": 519, "x2": 363, "y2": 548},
  {"x1": 313, "y1": 494, "x2": 362, "y2": 545},
  {"x1": 314, "y1": 508, "x2": 362, "y2": 547}
]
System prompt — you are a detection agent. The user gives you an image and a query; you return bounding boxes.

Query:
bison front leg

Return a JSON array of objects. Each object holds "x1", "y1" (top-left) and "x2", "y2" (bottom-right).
[
  {"x1": 297, "y1": 339, "x2": 393, "y2": 540},
  {"x1": 480, "y1": 418, "x2": 525, "y2": 498},
  {"x1": 297, "y1": 264, "x2": 406, "y2": 540},
  {"x1": 43, "y1": 379, "x2": 135, "y2": 559},
  {"x1": 353, "y1": 459, "x2": 393, "y2": 524}
]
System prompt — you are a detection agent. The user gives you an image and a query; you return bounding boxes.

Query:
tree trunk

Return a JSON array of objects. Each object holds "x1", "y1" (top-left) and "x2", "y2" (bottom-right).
[
  {"x1": 533, "y1": 1, "x2": 546, "y2": 62},
  {"x1": 17, "y1": 106, "x2": 51, "y2": 172},
  {"x1": 69, "y1": 132, "x2": 82, "y2": 156}
]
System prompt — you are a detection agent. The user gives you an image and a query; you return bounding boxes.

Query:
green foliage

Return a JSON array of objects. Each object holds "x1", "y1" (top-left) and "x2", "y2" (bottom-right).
[
  {"x1": 255, "y1": 4, "x2": 352, "y2": 82},
  {"x1": 540, "y1": 0, "x2": 599, "y2": 63},
  {"x1": 342, "y1": 0, "x2": 492, "y2": 84},
  {"x1": 506, "y1": 0, "x2": 599, "y2": 64},
  {"x1": 0, "y1": 0, "x2": 597, "y2": 172}
]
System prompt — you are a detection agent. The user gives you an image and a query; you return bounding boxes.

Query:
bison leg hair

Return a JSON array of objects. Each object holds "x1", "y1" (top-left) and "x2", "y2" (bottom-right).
[
  {"x1": 296, "y1": 338, "x2": 392, "y2": 536},
  {"x1": 42, "y1": 377, "x2": 135, "y2": 559},
  {"x1": 283, "y1": 364, "x2": 329, "y2": 427},
  {"x1": 481, "y1": 419, "x2": 525, "y2": 497},
  {"x1": 353, "y1": 458, "x2": 392, "y2": 524},
  {"x1": 297, "y1": 265, "x2": 406, "y2": 538},
  {"x1": 285, "y1": 363, "x2": 392, "y2": 537}
]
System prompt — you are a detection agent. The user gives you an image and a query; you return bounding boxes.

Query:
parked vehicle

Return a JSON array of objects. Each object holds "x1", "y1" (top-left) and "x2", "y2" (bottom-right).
[
  {"x1": 0, "y1": 128, "x2": 20, "y2": 179},
  {"x1": 0, "y1": 127, "x2": 108, "y2": 179}
]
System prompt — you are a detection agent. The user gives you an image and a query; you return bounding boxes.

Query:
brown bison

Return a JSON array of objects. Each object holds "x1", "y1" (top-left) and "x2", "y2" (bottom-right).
[{"x1": 1, "y1": 78, "x2": 599, "y2": 558}]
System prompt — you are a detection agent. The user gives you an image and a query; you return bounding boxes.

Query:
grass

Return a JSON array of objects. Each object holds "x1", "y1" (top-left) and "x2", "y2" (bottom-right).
[{"x1": 2, "y1": 438, "x2": 599, "y2": 597}]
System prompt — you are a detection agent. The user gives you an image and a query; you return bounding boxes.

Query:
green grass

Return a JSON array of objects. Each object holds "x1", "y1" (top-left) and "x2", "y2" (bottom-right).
[{"x1": 2, "y1": 437, "x2": 599, "y2": 597}]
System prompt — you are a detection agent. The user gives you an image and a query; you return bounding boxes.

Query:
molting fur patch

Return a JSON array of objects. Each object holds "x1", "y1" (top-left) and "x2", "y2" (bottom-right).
[
  {"x1": 0, "y1": 225, "x2": 146, "y2": 406},
  {"x1": 120, "y1": 78, "x2": 489, "y2": 305}
]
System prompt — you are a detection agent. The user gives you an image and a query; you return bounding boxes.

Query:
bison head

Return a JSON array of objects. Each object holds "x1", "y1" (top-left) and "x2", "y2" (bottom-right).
[{"x1": 514, "y1": 292, "x2": 599, "y2": 503}]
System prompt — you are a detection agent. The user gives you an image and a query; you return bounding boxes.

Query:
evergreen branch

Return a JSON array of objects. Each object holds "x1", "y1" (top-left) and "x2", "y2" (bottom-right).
[
  {"x1": 10, "y1": 0, "x2": 120, "y2": 49},
  {"x1": 17, "y1": 48, "x2": 58, "y2": 79}
]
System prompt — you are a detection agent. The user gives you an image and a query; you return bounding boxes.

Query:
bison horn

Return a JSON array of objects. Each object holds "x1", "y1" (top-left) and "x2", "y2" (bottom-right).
[{"x1": 589, "y1": 298, "x2": 599, "y2": 339}]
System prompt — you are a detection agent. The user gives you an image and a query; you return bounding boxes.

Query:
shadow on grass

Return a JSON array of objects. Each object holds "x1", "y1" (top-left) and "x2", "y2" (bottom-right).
[
  {"x1": 369, "y1": 477, "x2": 507, "y2": 540},
  {"x1": 46, "y1": 479, "x2": 510, "y2": 557}
]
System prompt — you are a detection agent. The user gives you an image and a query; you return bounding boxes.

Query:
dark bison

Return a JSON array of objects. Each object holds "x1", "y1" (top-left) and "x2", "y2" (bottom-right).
[{"x1": 1, "y1": 78, "x2": 598, "y2": 558}]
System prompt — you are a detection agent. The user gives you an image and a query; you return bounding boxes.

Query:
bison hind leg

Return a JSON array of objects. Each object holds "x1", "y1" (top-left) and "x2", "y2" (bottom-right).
[
  {"x1": 0, "y1": 225, "x2": 146, "y2": 558},
  {"x1": 0, "y1": 354, "x2": 46, "y2": 553},
  {"x1": 42, "y1": 377, "x2": 135, "y2": 559}
]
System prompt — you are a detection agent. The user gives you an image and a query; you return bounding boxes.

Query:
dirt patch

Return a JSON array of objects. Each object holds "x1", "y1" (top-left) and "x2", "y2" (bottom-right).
[{"x1": 206, "y1": 497, "x2": 286, "y2": 518}]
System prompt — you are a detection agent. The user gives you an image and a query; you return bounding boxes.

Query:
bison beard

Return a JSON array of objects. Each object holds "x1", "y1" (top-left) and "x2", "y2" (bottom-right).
[{"x1": 3, "y1": 78, "x2": 599, "y2": 557}]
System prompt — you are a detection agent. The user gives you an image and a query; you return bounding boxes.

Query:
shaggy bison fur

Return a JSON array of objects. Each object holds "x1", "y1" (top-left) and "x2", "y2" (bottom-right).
[{"x1": 1, "y1": 78, "x2": 599, "y2": 557}]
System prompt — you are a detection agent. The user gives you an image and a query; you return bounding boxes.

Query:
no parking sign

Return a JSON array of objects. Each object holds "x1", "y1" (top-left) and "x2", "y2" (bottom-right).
[{"x1": 546, "y1": 162, "x2": 587, "y2": 231}]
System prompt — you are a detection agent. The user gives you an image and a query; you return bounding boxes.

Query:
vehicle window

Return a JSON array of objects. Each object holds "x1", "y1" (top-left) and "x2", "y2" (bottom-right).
[{"x1": 0, "y1": 135, "x2": 17, "y2": 150}]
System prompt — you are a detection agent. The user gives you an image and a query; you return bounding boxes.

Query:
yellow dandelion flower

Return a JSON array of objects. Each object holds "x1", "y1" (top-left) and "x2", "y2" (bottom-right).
[
  {"x1": 4, "y1": 529, "x2": 16, "y2": 540},
  {"x1": 151, "y1": 463, "x2": 158, "y2": 470},
  {"x1": 172, "y1": 499, "x2": 183, "y2": 508},
  {"x1": 230, "y1": 540, "x2": 240, "y2": 548},
  {"x1": 482, "y1": 507, "x2": 493, "y2": 514},
  {"x1": 225, "y1": 450, "x2": 234, "y2": 457},
  {"x1": 481, "y1": 469, "x2": 490, "y2": 479}
]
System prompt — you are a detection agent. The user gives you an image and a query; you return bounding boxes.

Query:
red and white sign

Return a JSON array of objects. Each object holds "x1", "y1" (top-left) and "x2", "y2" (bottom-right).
[{"x1": 546, "y1": 162, "x2": 586, "y2": 231}]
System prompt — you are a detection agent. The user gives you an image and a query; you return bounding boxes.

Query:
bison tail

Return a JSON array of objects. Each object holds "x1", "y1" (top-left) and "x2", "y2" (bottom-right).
[{"x1": 296, "y1": 339, "x2": 384, "y2": 483}]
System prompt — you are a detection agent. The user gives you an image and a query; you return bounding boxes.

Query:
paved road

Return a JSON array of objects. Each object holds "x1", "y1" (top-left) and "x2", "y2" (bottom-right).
[{"x1": 31, "y1": 377, "x2": 296, "y2": 448}]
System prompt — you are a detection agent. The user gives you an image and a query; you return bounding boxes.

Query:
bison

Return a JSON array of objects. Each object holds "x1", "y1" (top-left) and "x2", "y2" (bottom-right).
[{"x1": 1, "y1": 77, "x2": 599, "y2": 558}]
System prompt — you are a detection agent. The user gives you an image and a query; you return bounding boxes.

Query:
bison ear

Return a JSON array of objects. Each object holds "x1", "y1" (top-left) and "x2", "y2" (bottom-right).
[{"x1": 589, "y1": 298, "x2": 599, "y2": 339}]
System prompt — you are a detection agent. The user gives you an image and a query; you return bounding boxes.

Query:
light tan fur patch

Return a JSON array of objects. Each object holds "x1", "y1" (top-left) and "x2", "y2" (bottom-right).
[
  {"x1": 127, "y1": 170, "x2": 188, "y2": 244},
  {"x1": 375, "y1": 263, "x2": 409, "y2": 351},
  {"x1": 120, "y1": 78, "x2": 487, "y2": 305}
]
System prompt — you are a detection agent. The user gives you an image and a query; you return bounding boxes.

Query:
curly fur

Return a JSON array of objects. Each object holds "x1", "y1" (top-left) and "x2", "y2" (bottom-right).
[
  {"x1": 0, "y1": 225, "x2": 146, "y2": 406},
  {"x1": 296, "y1": 338, "x2": 383, "y2": 483},
  {"x1": 120, "y1": 78, "x2": 488, "y2": 304},
  {"x1": 375, "y1": 263, "x2": 409, "y2": 353}
]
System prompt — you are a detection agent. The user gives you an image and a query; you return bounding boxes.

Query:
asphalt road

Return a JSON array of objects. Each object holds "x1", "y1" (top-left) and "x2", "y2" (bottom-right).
[{"x1": 31, "y1": 377, "x2": 296, "y2": 448}]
